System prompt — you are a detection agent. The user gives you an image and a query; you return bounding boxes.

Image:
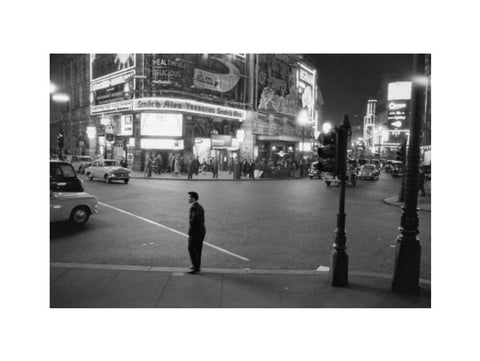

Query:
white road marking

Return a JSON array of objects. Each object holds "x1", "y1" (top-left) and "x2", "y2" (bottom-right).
[
  {"x1": 316, "y1": 265, "x2": 330, "y2": 272},
  {"x1": 98, "y1": 201, "x2": 250, "y2": 261}
]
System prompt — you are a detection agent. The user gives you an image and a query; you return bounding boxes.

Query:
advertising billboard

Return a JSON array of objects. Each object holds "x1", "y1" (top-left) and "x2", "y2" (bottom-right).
[
  {"x1": 256, "y1": 54, "x2": 303, "y2": 118},
  {"x1": 387, "y1": 81, "x2": 412, "y2": 129},
  {"x1": 149, "y1": 54, "x2": 246, "y2": 105}
]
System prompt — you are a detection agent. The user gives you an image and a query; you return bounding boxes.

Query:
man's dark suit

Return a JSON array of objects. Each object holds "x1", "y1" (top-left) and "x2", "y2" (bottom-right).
[{"x1": 188, "y1": 202, "x2": 206, "y2": 271}]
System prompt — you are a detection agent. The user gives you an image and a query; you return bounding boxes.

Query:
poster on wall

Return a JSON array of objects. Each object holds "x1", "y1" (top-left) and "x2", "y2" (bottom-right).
[{"x1": 140, "y1": 113, "x2": 183, "y2": 136}]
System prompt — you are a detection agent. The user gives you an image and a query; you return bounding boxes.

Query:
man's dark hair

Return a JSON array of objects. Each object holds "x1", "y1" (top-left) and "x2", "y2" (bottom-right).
[{"x1": 188, "y1": 191, "x2": 199, "y2": 200}]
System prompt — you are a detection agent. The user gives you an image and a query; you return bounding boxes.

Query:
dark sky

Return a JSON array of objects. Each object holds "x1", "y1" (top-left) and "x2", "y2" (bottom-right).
[{"x1": 306, "y1": 54, "x2": 415, "y2": 126}]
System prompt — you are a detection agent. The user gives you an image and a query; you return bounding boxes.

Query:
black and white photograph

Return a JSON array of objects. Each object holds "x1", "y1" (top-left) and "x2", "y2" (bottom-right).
[
  {"x1": 49, "y1": 52, "x2": 431, "y2": 308},
  {"x1": 3, "y1": 1, "x2": 479, "y2": 361}
]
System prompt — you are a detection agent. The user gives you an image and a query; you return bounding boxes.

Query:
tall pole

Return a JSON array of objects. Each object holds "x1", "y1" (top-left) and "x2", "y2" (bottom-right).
[
  {"x1": 392, "y1": 54, "x2": 425, "y2": 294},
  {"x1": 329, "y1": 114, "x2": 350, "y2": 287}
]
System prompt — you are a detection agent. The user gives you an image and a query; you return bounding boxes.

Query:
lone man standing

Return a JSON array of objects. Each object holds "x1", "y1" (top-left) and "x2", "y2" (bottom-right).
[{"x1": 187, "y1": 191, "x2": 206, "y2": 274}]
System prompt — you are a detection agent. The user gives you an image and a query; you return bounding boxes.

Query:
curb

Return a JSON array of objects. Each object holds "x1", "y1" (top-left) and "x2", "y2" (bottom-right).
[
  {"x1": 129, "y1": 175, "x2": 305, "y2": 182},
  {"x1": 50, "y1": 262, "x2": 431, "y2": 286},
  {"x1": 383, "y1": 196, "x2": 431, "y2": 212}
]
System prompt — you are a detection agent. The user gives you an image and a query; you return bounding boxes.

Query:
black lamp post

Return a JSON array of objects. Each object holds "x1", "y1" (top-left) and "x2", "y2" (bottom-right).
[
  {"x1": 392, "y1": 54, "x2": 426, "y2": 294},
  {"x1": 329, "y1": 115, "x2": 351, "y2": 287}
]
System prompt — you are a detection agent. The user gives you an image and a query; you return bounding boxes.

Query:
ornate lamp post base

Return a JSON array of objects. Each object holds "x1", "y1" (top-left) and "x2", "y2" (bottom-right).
[
  {"x1": 330, "y1": 248, "x2": 349, "y2": 287},
  {"x1": 392, "y1": 228, "x2": 421, "y2": 294}
]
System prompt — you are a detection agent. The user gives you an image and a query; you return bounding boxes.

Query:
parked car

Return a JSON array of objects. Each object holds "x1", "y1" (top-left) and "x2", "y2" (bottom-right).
[
  {"x1": 358, "y1": 164, "x2": 380, "y2": 180},
  {"x1": 70, "y1": 155, "x2": 93, "y2": 174},
  {"x1": 384, "y1": 160, "x2": 398, "y2": 173},
  {"x1": 50, "y1": 160, "x2": 84, "y2": 192},
  {"x1": 86, "y1": 159, "x2": 131, "y2": 183},
  {"x1": 50, "y1": 160, "x2": 97, "y2": 225},
  {"x1": 50, "y1": 191, "x2": 98, "y2": 224}
]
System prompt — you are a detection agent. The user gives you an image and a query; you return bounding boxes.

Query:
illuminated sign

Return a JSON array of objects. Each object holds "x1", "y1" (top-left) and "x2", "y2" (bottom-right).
[
  {"x1": 86, "y1": 126, "x2": 96, "y2": 139},
  {"x1": 388, "y1": 81, "x2": 412, "y2": 101},
  {"x1": 134, "y1": 98, "x2": 246, "y2": 120},
  {"x1": 388, "y1": 102, "x2": 407, "y2": 110},
  {"x1": 296, "y1": 63, "x2": 317, "y2": 122},
  {"x1": 140, "y1": 138, "x2": 184, "y2": 150},
  {"x1": 211, "y1": 135, "x2": 233, "y2": 148},
  {"x1": 91, "y1": 70, "x2": 135, "y2": 106},
  {"x1": 141, "y1": 113, "x2": 183, "y2": 136},
  {"x1": 91, "y1": 100, "x2": 133, "y2": 115},
  {"x1": 387, "y1": 100, "x2": 410, "y2": 129},
  {"x1": 119, "y1": 115, "x2": 133, "y2": 136}
]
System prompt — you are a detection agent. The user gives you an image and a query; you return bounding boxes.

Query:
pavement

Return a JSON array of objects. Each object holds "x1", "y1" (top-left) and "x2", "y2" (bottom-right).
[
  {"x1": 50, "y1": 263, "x2": 430, "y2": 308},
  {"x1": 53, "y1": 170, "x2": 431, "y2": 308},
  {"x1": 128, "y1": 169, "x2": 299, "y2": 181},
  {"x1": 383, "y1": 180, "x2": 431, "y2": 212}
]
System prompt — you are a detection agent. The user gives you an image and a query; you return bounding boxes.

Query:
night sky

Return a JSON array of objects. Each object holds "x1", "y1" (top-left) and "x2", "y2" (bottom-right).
[{"x1": 307, "y1": 54, "x2": 415, "y2": 126}]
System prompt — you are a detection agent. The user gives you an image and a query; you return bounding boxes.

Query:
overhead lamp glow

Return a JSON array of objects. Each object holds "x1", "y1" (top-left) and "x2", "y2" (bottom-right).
[{"x1": 322, "y1": 122, "x2": 332, "y2": 133}]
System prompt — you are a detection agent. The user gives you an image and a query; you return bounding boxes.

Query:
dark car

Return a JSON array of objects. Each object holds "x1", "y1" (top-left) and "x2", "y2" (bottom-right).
[
  {"x1": 390, "y1": 161, "x2": 403, "y2": 177},
  {"x1": 50, "y1": 160, "x2": 84, "y2": 192},
  {"x1": 358, "y1": 164, "x2": 380, "y2": 180}
]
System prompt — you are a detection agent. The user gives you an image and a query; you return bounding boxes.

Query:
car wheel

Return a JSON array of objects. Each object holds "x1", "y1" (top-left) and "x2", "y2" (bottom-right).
[
  {"x1": 70, "y1": 206, "x2": 90, "y2": 225},
  {"x1": 124, "y1": 179, "x2": 129, "y2": 184},
  {"x1": 79, "y1": 166, "x2": 84, "y2": 174},
  {"x1": 325, "y1": 181, "x2": 331, "y2": 186},
  {"x1": 87, "y1": 173, "x2": 93, "y2": 181},
  {"x1": 310, "y1": 176, "x2": 313, "y2": 179},
  {"x1": 105, "y1": 175, "x2": 111, "y2": 183}
]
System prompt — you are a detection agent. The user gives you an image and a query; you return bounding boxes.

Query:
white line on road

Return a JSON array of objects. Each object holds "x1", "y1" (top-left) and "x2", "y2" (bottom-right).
[{"x1": 98, "y1": 201, "x2": 250, "y2": 261}]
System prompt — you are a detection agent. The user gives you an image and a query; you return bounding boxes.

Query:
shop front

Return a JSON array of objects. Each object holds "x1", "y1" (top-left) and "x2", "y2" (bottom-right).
[
  {"x1": 90, "y1": 97, "x2": 247, "y2": 171},
  {"x1": 256, "y1": 135, "x2": 300, "y2": 164}
]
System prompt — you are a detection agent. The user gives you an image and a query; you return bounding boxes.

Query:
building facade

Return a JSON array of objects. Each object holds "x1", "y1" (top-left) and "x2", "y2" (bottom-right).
[{"x1": 50, "y1": 54, "x2": 322, "y2": 171}]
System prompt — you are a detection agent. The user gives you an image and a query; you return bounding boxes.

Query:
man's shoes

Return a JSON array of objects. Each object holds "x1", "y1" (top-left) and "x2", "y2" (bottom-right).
[{"x1": 187, "y1": 269, "x2": 200, "y2": 274}]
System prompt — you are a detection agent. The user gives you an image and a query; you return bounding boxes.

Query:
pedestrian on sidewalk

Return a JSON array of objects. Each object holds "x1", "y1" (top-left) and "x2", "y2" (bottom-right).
[
  {"x1": 187, "y1": 191, "x2": 206, "y2": 274},
  {"x1": 248, "y1": 159, "x2": 255, "y2": 179},
  {"x1": 154, "y1": 154, "x2": 162, "y2": 174},
  {"x1": 187, "y1": 157, "x2": 195, "y2": 180},
  {"x1": 144, "y1": 152, "x2": 153, "y2": 177},
  {"x1": 212, "y1": 158, "x2": 219, "y2": 178},
  {"x1": 418, "y1": 166, "x2": 426, "y2": 197}
]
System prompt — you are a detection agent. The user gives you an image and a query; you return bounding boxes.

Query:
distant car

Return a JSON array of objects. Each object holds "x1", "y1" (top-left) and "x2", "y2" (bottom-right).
[
  {"x1": 384, "y1": 160, "x2": 399, "y2": 173},
  {"x1": 50, "y1": 191, "x2": 98, "y2": 224},
  {"x1": 368, "y1": 159, "x2": 381, "y2": 171},
  {"x1": 308, "y1": 161, "x2": 322, "y2": 179},
  {"x1": 50, "y1": 160, "x2": 97, "y2": 225},
  {"x1": 358, "y1": 164, "x2": 380, "y2": 180},
  {"x1": 86, "y1": 159, "x2": 131, "y2": 183},
  {"x1": 391, "y1": 162, "x2": 403, "y2": 177},
  {"x1": 70, "y1": 155, "x2": 93, "y2": 174}
]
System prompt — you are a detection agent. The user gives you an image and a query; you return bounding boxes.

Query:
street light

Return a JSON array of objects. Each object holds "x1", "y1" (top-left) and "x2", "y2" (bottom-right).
[
  {"x1": 322, "y1": 122, "x2": 332, "y2": 134},
  {"x1": 51, "y1": 88, "x2": 71, "y2": 159},
  {"x1": 297, "y1": 108, "x2": 309, "y2": 154}
]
